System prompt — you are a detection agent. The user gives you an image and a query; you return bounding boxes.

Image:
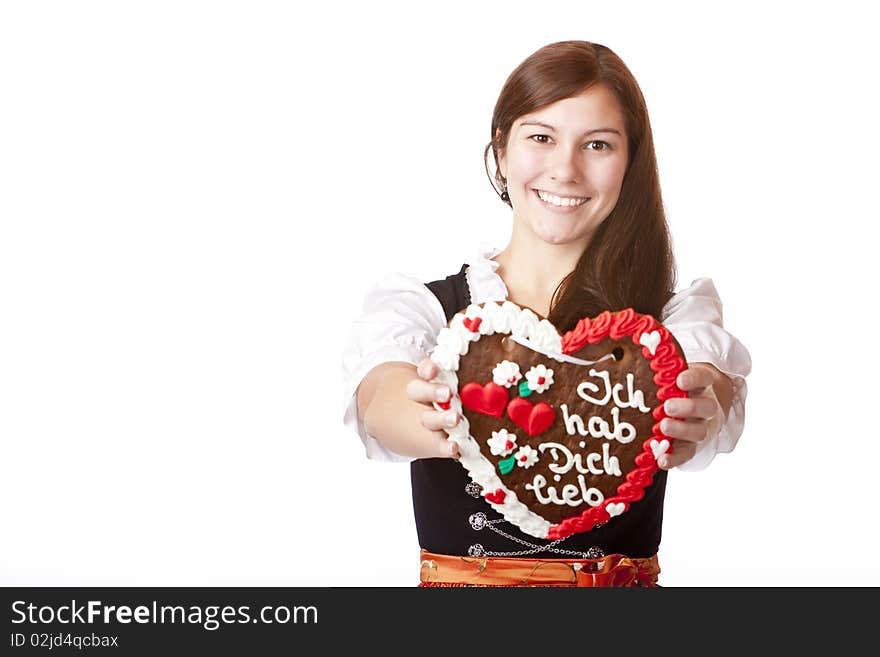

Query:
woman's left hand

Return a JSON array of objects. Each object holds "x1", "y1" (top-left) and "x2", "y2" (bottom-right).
[{"x1": 656, "y1": 363, "x2": 726, "y2": 470}]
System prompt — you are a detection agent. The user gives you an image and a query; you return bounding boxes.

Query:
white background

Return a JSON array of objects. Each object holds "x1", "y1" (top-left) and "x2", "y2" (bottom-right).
[{"x1": 2, "y1": 0, "x2": 878, "y2": 586}]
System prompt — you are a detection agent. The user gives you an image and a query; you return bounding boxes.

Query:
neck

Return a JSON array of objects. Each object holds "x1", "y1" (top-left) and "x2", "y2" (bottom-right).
[{"x1": 492, "y1": 228, "x2": 588, "y2": 317}]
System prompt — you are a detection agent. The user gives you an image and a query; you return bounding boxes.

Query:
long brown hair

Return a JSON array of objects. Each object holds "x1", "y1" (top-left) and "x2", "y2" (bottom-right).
[{"x1": 483, "y1": 40, "x2": 676, "y2": 332}]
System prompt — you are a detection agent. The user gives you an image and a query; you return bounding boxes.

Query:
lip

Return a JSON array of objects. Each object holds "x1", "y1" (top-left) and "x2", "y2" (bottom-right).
[{"x1": 532, "y1": 189, "x2": 591, "y2": 213}]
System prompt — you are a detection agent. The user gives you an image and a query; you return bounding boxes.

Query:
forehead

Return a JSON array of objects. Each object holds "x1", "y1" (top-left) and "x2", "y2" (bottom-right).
[{"x1": 516, "y1": 85, "x2": 626, "y2": 132}]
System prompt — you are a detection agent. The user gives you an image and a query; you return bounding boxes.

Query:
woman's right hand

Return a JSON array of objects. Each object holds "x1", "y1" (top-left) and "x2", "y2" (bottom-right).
[{"x1": 406, "y1": 357, "x2": 461, "y2": 459}]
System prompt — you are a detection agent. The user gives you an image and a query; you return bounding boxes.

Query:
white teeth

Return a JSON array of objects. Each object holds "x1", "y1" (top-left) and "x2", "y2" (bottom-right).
[{"x1": 536, "y1": 190, "x2": 589, "y2": 207}]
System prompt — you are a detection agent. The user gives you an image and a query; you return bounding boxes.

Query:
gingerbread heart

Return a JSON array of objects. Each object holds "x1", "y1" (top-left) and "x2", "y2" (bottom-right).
[{"x1": 429, "y1": 301, "x2": 688, "y2": 540}]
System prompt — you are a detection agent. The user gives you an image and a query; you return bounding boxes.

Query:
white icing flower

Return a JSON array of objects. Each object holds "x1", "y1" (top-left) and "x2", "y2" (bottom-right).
[
  {"x1": 430, "y1": 344, "x2": 460, "y2": 371},
  {"x1": 436, "y1": 326, "x2": 466, "y2": 355},
  {"x1": 531, "y1": 319, "x2": 563, "y2": 353},
  {"x1": 514, "y1": 444, "x2": 539, "y2": 469},
  {"x1": 492, "y1": 360, "x2": 522, "y2": 388},
  {"x1": 488, "y1": 429, "x2": 517, "y2": 456},
  {"x1": 525, "y1": 364, "x2": 554, "y2": 393}
]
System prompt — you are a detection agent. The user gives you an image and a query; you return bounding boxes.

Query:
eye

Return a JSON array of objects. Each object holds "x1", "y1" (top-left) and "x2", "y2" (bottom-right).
[
  {"x1": 586, "y1": 140, "x2": 611, "y2": 151},
  {"x1": 529, "y1": 134, "x2": 552, "y2": 144}
]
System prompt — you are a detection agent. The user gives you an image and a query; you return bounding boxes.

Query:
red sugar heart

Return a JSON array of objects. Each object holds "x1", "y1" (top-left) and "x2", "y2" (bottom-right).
[
  {"x1": 506, "y1": 397, "x2": 555, "y2": 436},
  {"x1": 460, "y1": 382, "x2": 508, "y2": 418},
  {"x1": 484, "y1": 489, "x2": 506, "y2": 504},
  {"x1": 463, "y1": 316, "x2": 482, "y2": 333}
]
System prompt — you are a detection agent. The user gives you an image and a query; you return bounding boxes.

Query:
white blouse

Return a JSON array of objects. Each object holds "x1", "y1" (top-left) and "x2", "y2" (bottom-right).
[{"x1": 342, "y1": 243, "x2": 752, "y2": 472}]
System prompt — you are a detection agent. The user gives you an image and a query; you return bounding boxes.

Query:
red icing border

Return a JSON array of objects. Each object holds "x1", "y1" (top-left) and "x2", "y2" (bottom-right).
[{"x1": 542, "y1": 308, "x2": 688, "y2": 539}]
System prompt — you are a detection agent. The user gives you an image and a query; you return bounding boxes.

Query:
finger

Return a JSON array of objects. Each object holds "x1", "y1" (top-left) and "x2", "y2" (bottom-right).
[
  {"x1": 417, "y1": 357, "x2": 439, "y2": 381},
  {"x1": 406, "y1": 378, "x2": 451, "y2": 405},
  {"x1": 423, "y1": 431, "x2": 460, "y2": 459},
  {"x1": 677, "y1": 366, "x2": 713, "y2": 393},
  {"x1": 664, "y1": 396, "x2": 718, "y2": 421},
  {"x1": 430, "y1": 432, "x2": 461, "y2": 459},
  {"x1": 659, "y1": 417, "x2": 709, "y2": 444},
  {"x1": 421, "y1": 409, "x2": 460, "y2": 432},
  {"x1": 658, "y1": 440, "x2": 696, "y2": 470}
]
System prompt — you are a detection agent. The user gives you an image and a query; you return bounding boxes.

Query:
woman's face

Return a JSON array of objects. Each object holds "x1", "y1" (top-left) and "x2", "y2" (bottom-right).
[{"x1": 498, "y1": 84, "x2": 629, "y2": 248}]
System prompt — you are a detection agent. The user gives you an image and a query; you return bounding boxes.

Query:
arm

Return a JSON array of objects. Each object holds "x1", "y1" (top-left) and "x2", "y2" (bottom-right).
[
  {"x1": 659, "y1": 278, "x2": 752, "y2": 471},
  {"x1": 341, "y1": 273, "x2": 460, "y2": 461}
]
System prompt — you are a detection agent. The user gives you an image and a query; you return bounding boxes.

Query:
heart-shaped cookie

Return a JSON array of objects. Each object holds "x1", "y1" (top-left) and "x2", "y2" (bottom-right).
[{"x1": 429, "y1": 301, "x2": 688, "y2": 540}]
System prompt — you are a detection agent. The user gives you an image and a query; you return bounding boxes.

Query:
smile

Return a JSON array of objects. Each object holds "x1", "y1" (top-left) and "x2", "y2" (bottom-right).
[{"x1": 533, "y1": 189, "x2": 591, "y2": 208}]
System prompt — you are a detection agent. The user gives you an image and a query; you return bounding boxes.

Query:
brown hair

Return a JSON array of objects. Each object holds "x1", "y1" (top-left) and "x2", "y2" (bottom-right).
[{"x1": 483, "y1": 40, "x2": 677, "y2": 331}]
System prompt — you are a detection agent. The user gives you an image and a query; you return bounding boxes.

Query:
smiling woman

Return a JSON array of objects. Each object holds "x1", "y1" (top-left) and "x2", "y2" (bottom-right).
[
  {"x1": 342, "y1": 40, "x2": 751, "y2": 587},
  {"x1": 484, "y1": 42, "x2": 670, "y2": 328}
]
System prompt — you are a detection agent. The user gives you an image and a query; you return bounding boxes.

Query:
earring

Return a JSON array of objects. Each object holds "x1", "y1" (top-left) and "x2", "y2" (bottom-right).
[{"x1": 501, "y1": 190, "x2": 510, "y2": 202}]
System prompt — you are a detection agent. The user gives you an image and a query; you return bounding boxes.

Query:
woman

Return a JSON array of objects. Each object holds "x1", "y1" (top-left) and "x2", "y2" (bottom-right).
[{"x1": 342, "y1": 40, "x2": 751, "y2": 586}]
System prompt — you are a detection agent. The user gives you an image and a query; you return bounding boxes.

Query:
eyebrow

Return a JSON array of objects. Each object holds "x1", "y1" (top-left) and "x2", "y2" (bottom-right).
[{"x1": 518, "y1": 120, "x2": 622, "y2": 137}]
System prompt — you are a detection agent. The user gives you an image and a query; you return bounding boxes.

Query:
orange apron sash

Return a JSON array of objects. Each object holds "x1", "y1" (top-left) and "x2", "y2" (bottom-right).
[{"x1": 419, "y1": 548, "x2": 660, "y2": 587}]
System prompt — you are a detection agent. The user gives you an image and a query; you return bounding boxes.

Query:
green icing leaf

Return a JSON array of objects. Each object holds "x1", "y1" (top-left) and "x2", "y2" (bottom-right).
[
  {"x1": 498, "y1": 456, "x2": 516, "y2": 475},
  {"x1": 518, "y1": 381, "x2": 533, "y2": 397}
]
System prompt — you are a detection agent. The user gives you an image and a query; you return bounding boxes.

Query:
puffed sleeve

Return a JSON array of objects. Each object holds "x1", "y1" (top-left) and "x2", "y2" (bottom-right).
[
  {"x1": 660, "y1": 278, "x2": 752, "y2": 472},
  {"x1": 341, "y1": 273, "x2": 448, "y2": 462}
]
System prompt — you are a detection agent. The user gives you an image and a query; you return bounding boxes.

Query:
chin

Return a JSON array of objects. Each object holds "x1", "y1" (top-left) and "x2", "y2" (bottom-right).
[
  {"x1": 536, "y1": 232, "x2": 576, "y2": 245},
  {"x1": 531, "y1": 221, "x2": 587, "y2": 246}
]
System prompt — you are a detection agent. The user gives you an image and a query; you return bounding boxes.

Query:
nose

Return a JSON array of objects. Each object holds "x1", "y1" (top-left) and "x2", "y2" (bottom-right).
[{"x1": 548, "y1": 144, "x2": 582, "y2": 184}]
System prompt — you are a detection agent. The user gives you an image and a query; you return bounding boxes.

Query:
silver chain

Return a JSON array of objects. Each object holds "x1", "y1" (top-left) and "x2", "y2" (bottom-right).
[{"x1": 469, "y1": 514, "x2": 604, "y2": 558}]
